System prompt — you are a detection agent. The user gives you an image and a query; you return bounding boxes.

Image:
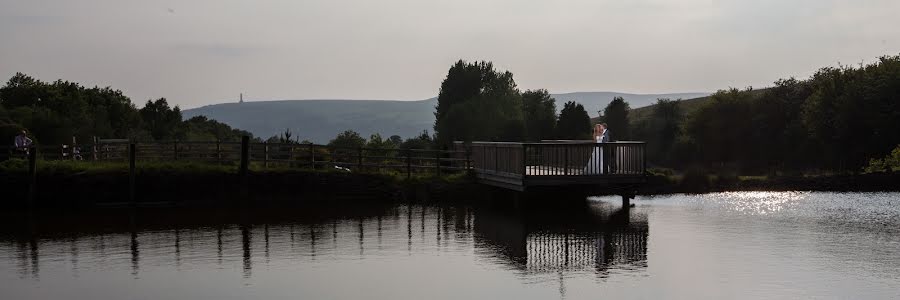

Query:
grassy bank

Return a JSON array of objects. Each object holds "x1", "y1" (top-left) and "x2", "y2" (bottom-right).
[
  {"x1": 0, "y1": 159, "x2": 481, "y2": 209},
  {"x1": 3, "y1": 160, "x2": 898, "y2": 209}
]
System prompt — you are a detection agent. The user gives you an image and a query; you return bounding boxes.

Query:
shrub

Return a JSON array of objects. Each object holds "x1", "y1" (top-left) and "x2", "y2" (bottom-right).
[{"x1": 679, "y1": 166, "x2": 711, "y2": 193}]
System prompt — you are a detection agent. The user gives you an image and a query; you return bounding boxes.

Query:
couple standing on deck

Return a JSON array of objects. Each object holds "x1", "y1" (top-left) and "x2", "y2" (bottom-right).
[{"x1": 584, "y1": 123, "x2": 611, "y2": 175}]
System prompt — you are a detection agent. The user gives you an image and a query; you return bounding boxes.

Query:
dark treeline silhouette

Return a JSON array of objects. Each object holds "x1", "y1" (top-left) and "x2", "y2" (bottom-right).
[
  {"x1": 0, "y1": 73, "x2": 253, "y2": 145},
  {"x1": 629, "y1": 54, "x2": 900, "y2": 174}
]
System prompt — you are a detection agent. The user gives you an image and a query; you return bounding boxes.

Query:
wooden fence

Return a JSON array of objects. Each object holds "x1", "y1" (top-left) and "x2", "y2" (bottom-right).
[{"x1": 5, "y1": 137, "x2": 471, "y2": 178}]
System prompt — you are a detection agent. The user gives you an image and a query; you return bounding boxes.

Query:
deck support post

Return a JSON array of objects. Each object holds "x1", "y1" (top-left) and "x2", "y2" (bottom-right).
[{"x1": 621, "y1": 193, "x2": 634, "y2": 207}]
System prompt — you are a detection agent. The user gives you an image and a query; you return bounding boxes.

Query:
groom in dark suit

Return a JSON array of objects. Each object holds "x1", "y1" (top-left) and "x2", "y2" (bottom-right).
[{"x1": 599, "y1": 123, "x2": 613, "y2": 174}]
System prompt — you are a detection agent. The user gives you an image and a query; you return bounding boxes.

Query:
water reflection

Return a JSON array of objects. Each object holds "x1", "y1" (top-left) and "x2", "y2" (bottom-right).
[
  {"x1": 0, "y1": 203, "x2": 634, "y2": 282},
  {"x1": 3, "y1": 194, "x2": 898, "y2": 299},
  {"x1": 474, "y1": 203, "x2": 648, "y2": 277}
]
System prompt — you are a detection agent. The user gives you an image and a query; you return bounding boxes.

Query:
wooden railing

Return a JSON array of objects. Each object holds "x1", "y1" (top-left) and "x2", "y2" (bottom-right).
[{"x1": 461, "y1": 141, "x2": 646, "y2": 178}]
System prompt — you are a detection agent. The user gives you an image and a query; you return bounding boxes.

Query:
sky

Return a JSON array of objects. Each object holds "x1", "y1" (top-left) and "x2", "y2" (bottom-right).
[{"x1": 1, "y1": 0, "x2": 899, "y2": 109}]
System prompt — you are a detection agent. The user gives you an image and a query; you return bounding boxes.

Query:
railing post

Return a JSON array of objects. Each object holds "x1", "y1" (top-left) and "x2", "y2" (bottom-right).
[
  {"x1": 263, "y1": 141, "x2": 269, "y2": 169},
  {"x1": 521, "y1": 144, "x2": 527, "y2": 177},
  {"x1": 642, "y1": 143, "x2": 647, "y2": 175},
  {"x1": 27, "y1": 146, "x2": 37, "y2": 208},
  {"x1": 494, "y1": 145, "x2": 499, "y2": 172},
  {"x1": 129, "y1": 143, "x2": 136, "y2": 206},
  {"x1": 564, "y1": 145, "x2": 569, "y2": 175},
  {"x1": 406, "y1": 150, "x2": 412, "y2": 179},
  {"x1": 239, "y1": 136, "x2": 249, "y2": 176},
  {"x1": 173, "y1": 140, "x2": 179, "y2": 161}
]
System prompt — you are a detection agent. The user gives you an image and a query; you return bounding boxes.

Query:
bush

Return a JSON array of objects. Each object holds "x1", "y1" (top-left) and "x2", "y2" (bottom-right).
[
  {"x1": 714, "y1": 170, "x2": 739, "y2": 187},
  {"x1": 864, "y1": 145, "x2": 900, "y2": 173},
  {"x1": 679, "y1": 167, "x2": 711, "y2": 193}
]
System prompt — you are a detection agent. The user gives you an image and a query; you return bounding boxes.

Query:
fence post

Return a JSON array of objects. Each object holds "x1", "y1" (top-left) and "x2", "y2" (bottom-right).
[
  {"x1": 92, "y1": 136, "x2": 98, "y2": 161},
  {"x1": 406, "y1": 150, "x2": 412, "y2": 179},
  {"x1": 173, "y1": 140, "x2": 179, "y2": 161},
  {"x1": 435, "y1": 151, "x2": 441, "y2": 176},
  {"x1": 129, "y1": 143, "x2": 136, "y2": 206},
  {"x1": 309, "y1": 143, "x2": 315, "y2": 168},
  {"x1": 240, "y1": 136, "x2": 249, "y2": 176},
  {"x1": 288, "y1": 144, "x2": 294, "y2": 167},
  {"x1": 564, "y1": 146, "x2": 569, "y2": 175},
  {"x1": 465, "y1": 147, "x2": 471, "y2": 171},
  {"x1": 216, "y1": 140, "x2": 222, "y2": 164},
  {"x1": 263, "y1": 141, "x2": 269, "y2": 169},
  {"x1": 27, "y1": 147, "x2": 37, "y2": 208},
  {"x1": 357, "y1": 147, "x2": 363, "y2": 170},
  {"x1": 71, "y1": 136, "x2": 77, "y2": 161}
]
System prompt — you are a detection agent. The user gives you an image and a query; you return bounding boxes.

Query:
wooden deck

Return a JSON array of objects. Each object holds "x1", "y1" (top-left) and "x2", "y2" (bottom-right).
[{"x1": 458, "y1": 141, "x2": 647, "y2": 191}]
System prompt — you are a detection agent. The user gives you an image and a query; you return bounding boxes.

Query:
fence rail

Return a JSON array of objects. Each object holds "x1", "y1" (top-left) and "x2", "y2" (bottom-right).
[{"x1": 4, "y1": 139, "x2": 470, "y2": 178}]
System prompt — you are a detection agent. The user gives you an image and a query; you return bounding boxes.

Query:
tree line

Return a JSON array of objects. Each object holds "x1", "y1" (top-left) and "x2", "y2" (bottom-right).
[
  {"x1": 630, "y1": 54, "x2": 900, "y2": 174},
  {"x1": 0, "y1": 73, "x2": 254, "y2": 145},
  {"x1": 432, "y1": 55, "x2": 900, "y2": 174}
]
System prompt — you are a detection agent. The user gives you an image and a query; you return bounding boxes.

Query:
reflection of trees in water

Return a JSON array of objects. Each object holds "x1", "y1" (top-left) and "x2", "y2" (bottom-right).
[
  {"x1": 474, "y1": 204, "x2": 648, "y2": 277},
  {"x1": 0, "y1": 204, "x2": 476, "y2": 280},
  {"x1": 0, "y1": 203, "x2": 641, "y2": 281}
]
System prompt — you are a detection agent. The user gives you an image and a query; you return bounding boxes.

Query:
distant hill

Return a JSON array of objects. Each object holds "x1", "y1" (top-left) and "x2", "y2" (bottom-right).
[
  {"x1": 626, "y1": 88, "x2": 769, "y2": 124},
  {"x1": 183, "y1": 91, "x2": 708, "y2": 143}
]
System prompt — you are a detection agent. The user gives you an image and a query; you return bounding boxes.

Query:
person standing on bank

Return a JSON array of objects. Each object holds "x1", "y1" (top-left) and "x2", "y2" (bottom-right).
[{"x1": 13, "y1": 130, "x2": 33, "y2": 157}]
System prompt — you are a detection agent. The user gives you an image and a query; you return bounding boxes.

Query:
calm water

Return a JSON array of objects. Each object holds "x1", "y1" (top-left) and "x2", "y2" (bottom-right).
[{"x1": 2, "y1": 192, "x2": 900, "y2": 299}]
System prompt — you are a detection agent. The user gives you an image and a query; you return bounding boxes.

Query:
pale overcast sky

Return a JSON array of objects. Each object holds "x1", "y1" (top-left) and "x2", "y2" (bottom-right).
[{"x1": 1, "y1": 0, "x2": 898, "y2": 108}]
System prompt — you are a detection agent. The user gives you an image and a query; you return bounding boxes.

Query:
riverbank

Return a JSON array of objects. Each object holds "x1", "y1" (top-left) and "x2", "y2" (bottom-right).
[
  {"x1": 0, "y1": 160, "x2": 486, "y2": 209},
  {"x1": 3, "y1": 160, "x2": 898, "y2": 209}
]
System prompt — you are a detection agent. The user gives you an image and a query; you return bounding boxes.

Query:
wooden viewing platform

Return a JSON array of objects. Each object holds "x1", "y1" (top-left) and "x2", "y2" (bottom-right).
[{"x1": 457, "y1": 141, "x2": 647, "y2": 193}]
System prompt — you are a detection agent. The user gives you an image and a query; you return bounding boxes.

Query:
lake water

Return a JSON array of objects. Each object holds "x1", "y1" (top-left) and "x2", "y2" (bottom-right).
[{"x1": 2, "y1": 192, "x2": 900, "y2": 299}]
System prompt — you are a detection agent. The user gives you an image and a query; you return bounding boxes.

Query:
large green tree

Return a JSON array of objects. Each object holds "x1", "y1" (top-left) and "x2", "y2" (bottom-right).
[
  {"x1": 602, "y1": 97, "x2": 631, "y2": 141},
  {"x1": 521, "y1": 89, "x2": 557, "y2": 141},
  {"x1": 433, "y1": 60, "x2": 523, "y2": 145},
  {"x1": 139, "y1": 98, "x2": 182, "y2": 141},
  {"x1": 646, "y1": 98, "x2": 682, "y2": 165},
  {"x1": 556, "y1": 101, "x2": 591, "y2": 140}
]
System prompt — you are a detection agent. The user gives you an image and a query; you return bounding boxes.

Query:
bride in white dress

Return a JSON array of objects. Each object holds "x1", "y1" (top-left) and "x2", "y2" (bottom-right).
[{"x1": 583, "y1": 124, "x2": 606, "y2": 174}]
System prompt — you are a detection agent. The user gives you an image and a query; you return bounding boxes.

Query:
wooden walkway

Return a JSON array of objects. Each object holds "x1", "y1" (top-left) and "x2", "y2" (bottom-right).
[{"x1": 459, "y1": 141, "x2": 647, "y2": 191}]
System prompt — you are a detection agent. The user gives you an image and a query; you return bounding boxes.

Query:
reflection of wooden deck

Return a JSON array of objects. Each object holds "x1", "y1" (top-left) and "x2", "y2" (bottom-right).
[{"x1": 462, "y1": 141, "x2": 647, "y2": 191}]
